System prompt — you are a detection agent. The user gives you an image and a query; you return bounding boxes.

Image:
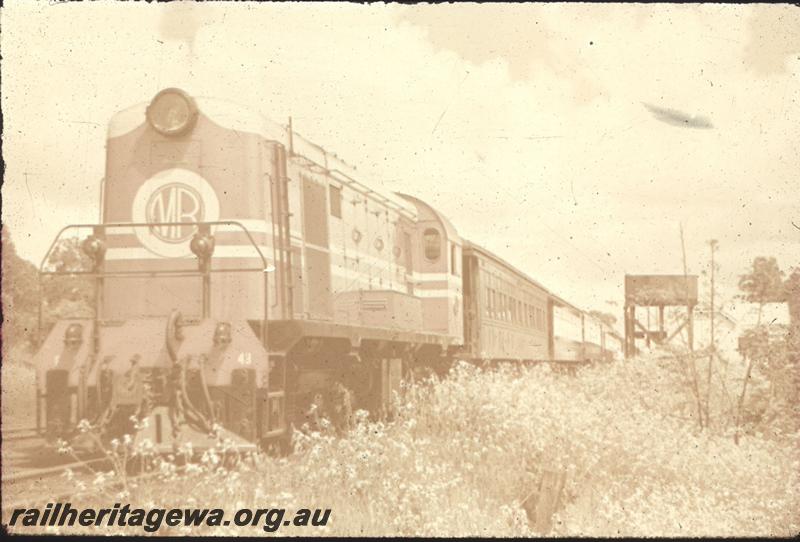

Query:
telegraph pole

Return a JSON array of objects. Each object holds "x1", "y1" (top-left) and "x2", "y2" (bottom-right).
[
  {"x1": 709, "y1": 239, "x2": 718, "y2": 352},
  {"x1": 705, "y1": 239, "x2": 719, "y2": 428}
]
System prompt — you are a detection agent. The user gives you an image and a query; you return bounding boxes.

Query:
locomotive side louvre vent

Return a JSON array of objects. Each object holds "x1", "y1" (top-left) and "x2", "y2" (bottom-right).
[{"x1": 361, "y1": 298, "x2": 388, "y2": 312}]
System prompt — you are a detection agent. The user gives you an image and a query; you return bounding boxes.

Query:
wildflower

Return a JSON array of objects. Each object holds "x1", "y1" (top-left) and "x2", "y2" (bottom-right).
[
  {"x1": 130, "y1": 415, "x2": 150, "y2": 431},
  {"x1": 93, "y1": 471, "x2": 107, "y2": 486},
  {"x1": 133, "y1": 438, "x2": 154, "y2": 457},
  {"x1": 211, "y1": 423, "x2": 223, "y2": 439},
  {"x1": 178, "y1": 441, "x2": 194, "y2": 458},
  {"x1": 56, "y1": 439, "x2": 73, "y2": 455}
]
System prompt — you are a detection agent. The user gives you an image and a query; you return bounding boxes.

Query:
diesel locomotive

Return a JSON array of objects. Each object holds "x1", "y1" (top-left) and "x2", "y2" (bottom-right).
[{"x1": 31, "y1": 88, "x2": 623, "y2": 452}]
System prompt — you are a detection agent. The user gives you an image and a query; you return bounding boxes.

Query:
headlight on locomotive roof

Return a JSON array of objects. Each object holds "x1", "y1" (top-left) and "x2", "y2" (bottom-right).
[{"x1": 145, "y1": 88, "x2": 198, "y2": 137}]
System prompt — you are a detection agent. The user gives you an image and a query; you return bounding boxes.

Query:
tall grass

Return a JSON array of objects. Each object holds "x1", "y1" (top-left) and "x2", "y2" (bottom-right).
[{"x1": 4, "y1": 355, "x2": 799, "y2": 536}]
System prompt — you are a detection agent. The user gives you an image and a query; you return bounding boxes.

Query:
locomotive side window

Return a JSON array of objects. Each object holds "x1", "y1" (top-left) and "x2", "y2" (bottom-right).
[
  {"x1": 329, "y1": 185, "x2": 342, "y2": 218},
  {"x1": 423, "y1": 228, "x2": 441, "y2": 261}
]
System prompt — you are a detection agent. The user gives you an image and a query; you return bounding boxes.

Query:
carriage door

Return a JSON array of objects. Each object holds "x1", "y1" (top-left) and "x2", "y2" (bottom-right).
[
  {"x1": 404, "y1": 231, "x2": 414, "y2": 295},
  {"x1": 301, "y1": 176, "x2": 333, "y2": 319}
]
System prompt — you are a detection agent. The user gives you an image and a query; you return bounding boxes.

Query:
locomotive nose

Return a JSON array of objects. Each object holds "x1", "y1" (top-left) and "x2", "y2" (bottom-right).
[{"x1": 145, "y1": 87, "x2": 198, "y2": 137}]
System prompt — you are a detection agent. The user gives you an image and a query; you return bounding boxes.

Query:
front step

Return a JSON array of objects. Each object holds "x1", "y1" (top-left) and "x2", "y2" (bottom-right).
[{"x1": 133, "y1": 406, "x2": 258, "y2": 454}]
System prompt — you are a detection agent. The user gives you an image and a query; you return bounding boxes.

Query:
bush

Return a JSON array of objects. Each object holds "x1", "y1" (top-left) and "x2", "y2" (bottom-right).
[{"x1": 5, "y1": 356, "x2": 799, "y2": 536}]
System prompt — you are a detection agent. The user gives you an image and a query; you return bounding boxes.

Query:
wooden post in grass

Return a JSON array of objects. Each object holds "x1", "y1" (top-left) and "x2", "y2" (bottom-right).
[{"x1": 523, "y1": 468, "x2": 567, "y2": 534}]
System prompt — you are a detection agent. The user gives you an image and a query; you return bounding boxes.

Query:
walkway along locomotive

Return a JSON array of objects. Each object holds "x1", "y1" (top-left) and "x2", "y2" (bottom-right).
[{"x1": 31, "y1": 89, "x2": 623, "y2": 452}]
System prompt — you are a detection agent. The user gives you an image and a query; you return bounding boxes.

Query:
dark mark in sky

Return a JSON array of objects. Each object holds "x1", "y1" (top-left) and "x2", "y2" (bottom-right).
[{"x1": 642, "y1": 102, "x2": 714, "y2": 129}]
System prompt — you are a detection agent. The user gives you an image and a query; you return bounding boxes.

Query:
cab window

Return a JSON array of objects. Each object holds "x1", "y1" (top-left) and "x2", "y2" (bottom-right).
[{"x1": 423, "y1": 228, "x2": 441, "y2": 261}]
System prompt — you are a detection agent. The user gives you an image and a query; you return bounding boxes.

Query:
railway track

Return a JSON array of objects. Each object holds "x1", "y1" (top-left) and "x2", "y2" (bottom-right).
[
  {"x1": 2, "y1": 426, "x2": 256, "y2": 516},
  {"x1": 4, "y1": 455, "x2": 111, "y2": 485},
  {"x1": 4, "y1": 427, "x2": 41, "y2": 442},
  {"x1": 2, "y1": 428, "x2": 110, "y2": 512}
]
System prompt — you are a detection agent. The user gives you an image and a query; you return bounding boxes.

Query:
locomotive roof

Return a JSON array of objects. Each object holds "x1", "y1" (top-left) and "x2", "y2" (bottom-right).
[
  {"x1": 108, "y1": 93, "x2": 418, "y2": 220},
  {"x1": 396, "y1": 193, "x2": 460, "y2": 241}
]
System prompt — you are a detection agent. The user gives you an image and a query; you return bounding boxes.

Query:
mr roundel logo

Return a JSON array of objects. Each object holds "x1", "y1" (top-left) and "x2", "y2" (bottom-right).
[{"x1": 132, "y1": 169, "x2": 220, "y2": 258}]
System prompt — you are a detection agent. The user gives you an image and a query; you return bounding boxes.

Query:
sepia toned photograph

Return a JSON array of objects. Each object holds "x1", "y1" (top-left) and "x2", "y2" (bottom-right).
[{"x1": 1, "y1": 1, "x2": 798, "y2": 537}]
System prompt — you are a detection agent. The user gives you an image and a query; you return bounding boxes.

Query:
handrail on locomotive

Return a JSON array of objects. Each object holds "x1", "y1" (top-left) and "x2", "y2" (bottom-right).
[
  {"x1": 38, "y1": 220, "x2": 271, "y2": 323},
  {"x1": 34, "y1": 220, "x2": 274, "y2": 438}
]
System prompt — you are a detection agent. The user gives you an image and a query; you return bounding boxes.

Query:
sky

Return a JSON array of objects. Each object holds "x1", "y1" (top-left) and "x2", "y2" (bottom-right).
[{"x1": 1, "y1": 2, "x2": 799, "y2": 324}]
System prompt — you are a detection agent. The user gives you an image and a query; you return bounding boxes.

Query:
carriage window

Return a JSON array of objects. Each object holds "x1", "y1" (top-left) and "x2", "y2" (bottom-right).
[
  {"x1": 423, "y1": 228, "x2": 441, "y2": 261},
  {"x1": 329, "y1": 185, "x2": 342, "y2": 218}
]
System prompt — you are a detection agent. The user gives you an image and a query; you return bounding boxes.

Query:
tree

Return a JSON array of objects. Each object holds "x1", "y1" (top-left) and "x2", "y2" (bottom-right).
[
  {"x1": 737, "y1": 257, "x2": 786, "y2": 320},
  {"x1": 1, "y1": 227, "x2": 95, "y2": 357},
  {"x1": 734, "y1": 257, "x2": 787, "y2": 444},
  {"x1": 785, "y1": 267, "x2": 800, "y2": 357},
  {"x1": 1, "y1": 226, "x2": 42, "y2": 355},
  {"x1": 41, "y1": 236, "x2": 95, "y2": 312}
]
